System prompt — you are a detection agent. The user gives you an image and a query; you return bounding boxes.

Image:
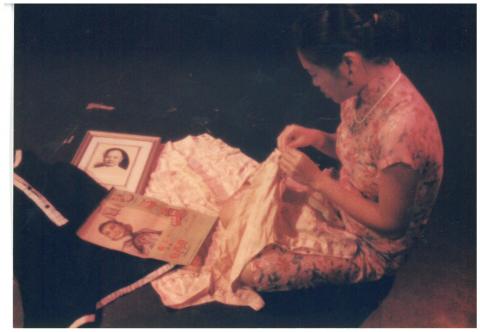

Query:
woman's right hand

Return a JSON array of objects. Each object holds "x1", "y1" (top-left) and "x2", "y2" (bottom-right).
[{"x1": 277, "y1": 124, "x2": 325, "y2": 151}]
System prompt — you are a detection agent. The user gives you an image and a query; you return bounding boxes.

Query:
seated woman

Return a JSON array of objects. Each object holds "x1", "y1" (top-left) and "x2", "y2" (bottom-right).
[
  {"x1": 152, "y1": 4, "x2": 443, "y2": 309},
  {"x1": 238, "y1": 5, "x2": 444, "y2": 290}
]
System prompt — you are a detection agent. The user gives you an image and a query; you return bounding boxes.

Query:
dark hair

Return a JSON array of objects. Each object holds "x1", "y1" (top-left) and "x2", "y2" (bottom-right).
[
  {"x1": 103, "y1": 147, "x2": 130, "y2": 169},
  {"x1": 292, "y1": 5, "x2": 406, "y2": 70}
]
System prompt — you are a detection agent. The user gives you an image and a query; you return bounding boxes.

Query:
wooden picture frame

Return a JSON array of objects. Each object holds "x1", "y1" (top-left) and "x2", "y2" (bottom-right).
[{"x1": 72, "y1": 130, "x2": 162, "y2": 194}]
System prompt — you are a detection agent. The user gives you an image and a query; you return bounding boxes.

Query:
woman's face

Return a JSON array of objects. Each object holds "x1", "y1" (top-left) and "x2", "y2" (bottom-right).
[
  {"x1": 104, "y1": 150, "x2": 123, "y2": 167},
  {"x1": 297, "y1": 52, "x2": 354, "y2": 104},
  {"x1": 101, "y1": 221, "x2": 129, "y2": 240}
]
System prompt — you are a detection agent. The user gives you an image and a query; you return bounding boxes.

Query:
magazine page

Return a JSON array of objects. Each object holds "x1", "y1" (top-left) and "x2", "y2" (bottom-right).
[{"x1": 77, "y1": 189, "x2": 218, "y2": 265}]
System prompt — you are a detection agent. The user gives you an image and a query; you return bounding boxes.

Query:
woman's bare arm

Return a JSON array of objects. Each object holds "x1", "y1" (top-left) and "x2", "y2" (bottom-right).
[
  {"x1": 314, "y1": 163, "x2": 417, "y2": 236},
  {"x1": 312, "y1": 131, "x2": 337, "y2": 160},
  {"x1": 279, "y1": 148, "x2": 418, "y2": 237}
]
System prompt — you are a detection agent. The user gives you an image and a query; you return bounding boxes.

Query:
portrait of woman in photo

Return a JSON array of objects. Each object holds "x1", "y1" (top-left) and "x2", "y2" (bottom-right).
[{"x1": 88, "y1": 147, "x2": 131, "y2": 186}]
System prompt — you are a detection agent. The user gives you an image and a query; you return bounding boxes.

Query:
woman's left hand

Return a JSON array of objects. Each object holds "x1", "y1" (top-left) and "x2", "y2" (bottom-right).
[{"x1": 279, "y1": 148, "x2": 322, "y2": 187}]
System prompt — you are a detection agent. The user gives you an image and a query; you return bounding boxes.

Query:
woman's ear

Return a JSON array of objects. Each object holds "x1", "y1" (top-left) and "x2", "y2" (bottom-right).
[{"x1": 339, "y1": 51, "x2": 363, "y2": 78}]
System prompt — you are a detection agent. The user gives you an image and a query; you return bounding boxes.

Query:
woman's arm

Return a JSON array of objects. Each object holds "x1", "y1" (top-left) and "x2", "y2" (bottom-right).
[
  {"x1": 312, "y1": 131, "x2": 337, "y2": 160},
  {"x1": 313, "y1": 163, "x2": 418, "y2": 236},
  {"x1": 277, "y1": 124, "x2": 338, "y2": 160},
  {"x1": 279, "y1": 148, "x2": 418, "y2": 237}
]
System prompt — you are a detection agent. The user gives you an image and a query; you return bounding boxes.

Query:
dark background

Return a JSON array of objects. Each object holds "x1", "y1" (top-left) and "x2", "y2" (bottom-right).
[{"x1": 14, "y1": 4, "x2": 476, "y2": 327}]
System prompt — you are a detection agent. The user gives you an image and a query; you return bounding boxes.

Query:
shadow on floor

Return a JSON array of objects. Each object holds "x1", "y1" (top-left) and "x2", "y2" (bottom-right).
[{"x1": 98, "y1": 276, "x2": 395, "y2": 328}]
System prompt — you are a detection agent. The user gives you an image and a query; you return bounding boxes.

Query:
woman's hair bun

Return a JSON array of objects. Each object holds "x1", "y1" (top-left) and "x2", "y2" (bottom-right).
[
  {"x1": 293, "y1": 5, "x2": 409, "y2": 68},
  {"x1": 369, "y1": 9, "x2": 407, "y2": 60}
]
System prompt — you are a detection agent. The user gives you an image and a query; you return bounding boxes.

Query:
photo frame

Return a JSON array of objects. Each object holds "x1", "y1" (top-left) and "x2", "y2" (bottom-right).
[{"x1": 72, "y1": 130, "x2": 162, "y2": 194}]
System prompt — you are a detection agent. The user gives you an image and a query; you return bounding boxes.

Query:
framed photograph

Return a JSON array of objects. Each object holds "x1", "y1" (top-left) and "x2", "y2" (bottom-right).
[{"x1": 72, "y1": 130, "x2": 162, "y2": 194}]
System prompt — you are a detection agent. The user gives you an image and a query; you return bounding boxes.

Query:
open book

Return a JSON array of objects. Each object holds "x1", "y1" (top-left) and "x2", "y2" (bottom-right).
[{"x1": 77, "y1": 189, "x2": 218, "y2": 265}]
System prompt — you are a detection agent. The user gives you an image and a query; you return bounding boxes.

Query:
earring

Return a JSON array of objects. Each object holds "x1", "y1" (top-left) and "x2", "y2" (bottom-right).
[{"x1": 347, "y1": 68, "x2": 353, "y2": 86}]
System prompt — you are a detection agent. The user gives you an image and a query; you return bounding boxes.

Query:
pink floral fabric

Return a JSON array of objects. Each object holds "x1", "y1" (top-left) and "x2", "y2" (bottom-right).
[
  {"x1": 336, "y1": 61, "x2": 444, "y2": 257},
  {"x1": 244, "y1": 61, "x2": 444, "y2": 290}
]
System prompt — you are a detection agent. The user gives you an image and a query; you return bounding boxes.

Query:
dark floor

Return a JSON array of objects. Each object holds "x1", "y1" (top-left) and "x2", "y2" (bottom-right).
[{"x1": 13, "y1": 4, "x2": 476, "y2": 328}]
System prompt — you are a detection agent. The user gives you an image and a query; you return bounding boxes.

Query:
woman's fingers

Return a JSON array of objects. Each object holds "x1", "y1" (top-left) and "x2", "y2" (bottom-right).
[
  {"x1": 277, "y1": 124, "x2": 309, "y2": 150},
  {"x1": 277, "y1": 125, "x2": 295, "y2": 150},
  {"x1": 279, "y1": 148, "x2": 321, "y2": 186},
  {"x1": 279, "y1": 149, "x2": 306, "y2": 179},
  {"x1": 280, "y1": 148, "x2": 303, "y2": 165},
  {"x1": 279, "y1": 149, "x2": 299, "y2": 170},
  {"x1": 283, "y1": 177, "x2": 310, "y2": 192},
  {"x1": 278, "y1": 154, "x2": 295, "y2": 173}
]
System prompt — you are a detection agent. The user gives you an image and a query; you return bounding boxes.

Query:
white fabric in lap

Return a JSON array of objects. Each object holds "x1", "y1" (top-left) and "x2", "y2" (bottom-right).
[{"x1": 144, "y1": 134, "x2": 258, "y2": 215}]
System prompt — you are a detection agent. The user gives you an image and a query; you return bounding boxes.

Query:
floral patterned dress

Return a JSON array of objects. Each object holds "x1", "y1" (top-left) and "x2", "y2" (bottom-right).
[
  {"x1": 244, "y1": 61, "x2": 444, "y2": 290},
  {"x1": 150, "y1": 63, "x2": 444, "y2": 309}
]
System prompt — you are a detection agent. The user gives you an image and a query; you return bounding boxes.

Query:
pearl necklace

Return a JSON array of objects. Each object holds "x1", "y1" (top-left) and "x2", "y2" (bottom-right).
[{"x1": 354, "y1": 73, "x2": 402, "y2": 124}]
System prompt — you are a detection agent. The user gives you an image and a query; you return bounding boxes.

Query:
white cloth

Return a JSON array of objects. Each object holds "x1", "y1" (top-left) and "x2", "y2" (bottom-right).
[
  {"x1": 145, "y1": 134, "x2": 349, "y2": 310},
  {"x1": 145, "y1": 134, "x2": 258, "y2": 215},
  {"x1": 145, "y1": 134, "x2": 285, "y2": 310},
  {"x1": 151, "y1": 151, "x2": 281, "y2": 310}
]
